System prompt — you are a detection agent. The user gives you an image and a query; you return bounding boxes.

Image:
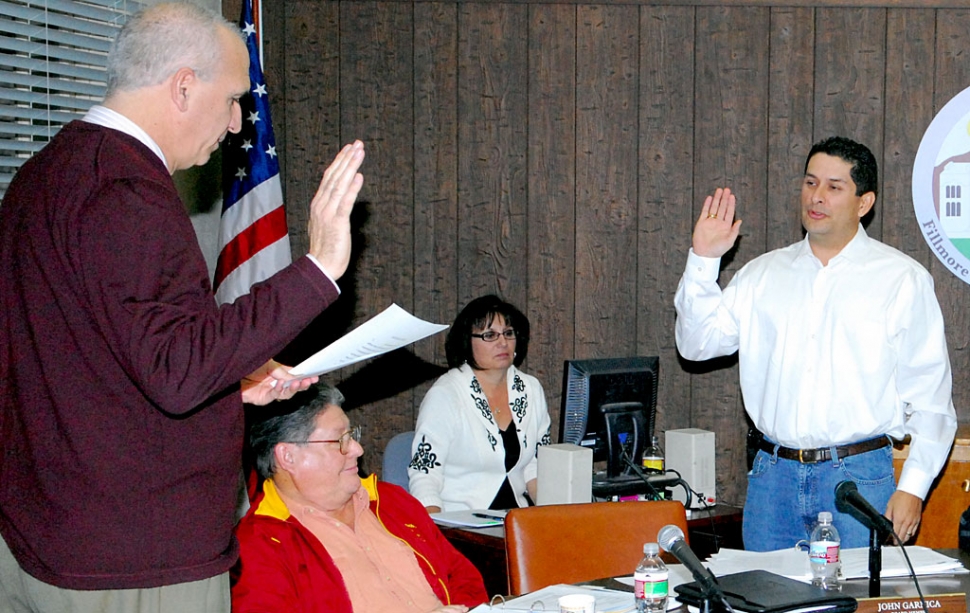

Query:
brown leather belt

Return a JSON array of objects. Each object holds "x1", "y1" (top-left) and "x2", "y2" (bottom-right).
[{"x1": 758, "y1": 436, "x2": 890, "y2": 464}]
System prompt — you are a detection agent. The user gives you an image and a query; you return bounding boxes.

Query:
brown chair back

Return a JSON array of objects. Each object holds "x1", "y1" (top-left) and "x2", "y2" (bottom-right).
[{"x1": 504, "y1": 500, "x2": 688, "y2": 595}]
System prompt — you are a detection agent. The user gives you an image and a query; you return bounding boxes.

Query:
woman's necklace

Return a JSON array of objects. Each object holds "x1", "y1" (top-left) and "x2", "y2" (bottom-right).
[{"x1": 479, "y1": 373, "x2": 508, "y2": 420}]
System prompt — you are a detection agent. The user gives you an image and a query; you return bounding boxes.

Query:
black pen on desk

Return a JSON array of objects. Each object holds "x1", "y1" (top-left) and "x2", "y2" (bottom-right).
[{"x1": 471, "y1": 512, "x2": 505, "y2": 522}]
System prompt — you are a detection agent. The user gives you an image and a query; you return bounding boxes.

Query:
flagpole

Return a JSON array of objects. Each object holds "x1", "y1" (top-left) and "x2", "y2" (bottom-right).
[{"x1": 255, "y1": 0, "x2": 264, "y2": 69}]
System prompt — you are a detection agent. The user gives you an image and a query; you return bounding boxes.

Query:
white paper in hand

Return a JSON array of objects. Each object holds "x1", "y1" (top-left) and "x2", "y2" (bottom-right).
[{"x1": 289, "y1": 303, "x2": 448, "y2": 377}]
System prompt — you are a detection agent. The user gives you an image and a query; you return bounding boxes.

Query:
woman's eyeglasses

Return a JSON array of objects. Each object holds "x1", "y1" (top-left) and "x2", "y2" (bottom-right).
[{"x1": 471, "y1": 329, "x2": 516, "y2": 342}]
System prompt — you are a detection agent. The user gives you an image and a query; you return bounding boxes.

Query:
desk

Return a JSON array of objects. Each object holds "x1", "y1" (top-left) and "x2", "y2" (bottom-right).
[
  {"x1": 440, "y1": 504, "x2": 744, "y2": 597},
  {"x1": 592, "y1": 549, "x2": 970, "y2": 608},
  {"x1": 440, "y1": 524, "x2": 508, "y2": 597}
]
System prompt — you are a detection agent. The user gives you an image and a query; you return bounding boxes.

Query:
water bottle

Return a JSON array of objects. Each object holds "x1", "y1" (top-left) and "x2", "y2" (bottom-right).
[
  {"x1": 634, "y1": 542, "x2": 668, "y2": 613},
  {"x1": 809, "y1": 511, "x2": 841, "y2": 590},
  {"x1": 642, "y1": 435, "x2": 665, "y2": 474}
]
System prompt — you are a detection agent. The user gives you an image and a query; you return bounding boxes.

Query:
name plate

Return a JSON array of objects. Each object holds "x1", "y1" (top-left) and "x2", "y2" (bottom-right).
[{"x1": 855, "y1": 593, "x2": 967, "y2": 613}]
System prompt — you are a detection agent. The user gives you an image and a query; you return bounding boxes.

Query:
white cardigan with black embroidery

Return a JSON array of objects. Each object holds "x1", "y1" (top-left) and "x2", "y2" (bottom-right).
[{"x1": 407, "y1": 363, "x2": 551, "y2": 512}]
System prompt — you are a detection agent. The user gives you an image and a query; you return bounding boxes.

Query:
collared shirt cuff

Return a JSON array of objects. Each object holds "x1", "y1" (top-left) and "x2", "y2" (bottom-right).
[
  {"x1": 685, "y1": 248, "x2": 722, "y2": 282},
  {"x1": 306, "y1": 254, "x2": 341, "y2": 295},
  {"x1": 896, "y1": 464, "x2": 932, "y2": 501}
]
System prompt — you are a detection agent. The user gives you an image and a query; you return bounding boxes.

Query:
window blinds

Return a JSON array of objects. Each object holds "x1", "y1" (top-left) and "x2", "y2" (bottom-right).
[{"x1": 0, "y1": 0, "x2": 144, "y2": 198}]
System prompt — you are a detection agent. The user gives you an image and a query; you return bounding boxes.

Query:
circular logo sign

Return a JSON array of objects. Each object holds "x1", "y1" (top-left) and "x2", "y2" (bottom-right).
[{"x1": 913, "y1": 85, "x2": 970, "y2": 283}]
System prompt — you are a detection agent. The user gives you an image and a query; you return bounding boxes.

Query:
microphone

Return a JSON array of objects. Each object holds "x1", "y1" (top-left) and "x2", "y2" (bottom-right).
[
  {"x1": 657, "y1": 524, "x2": 724, "y2": 602},
  {"x1": 834, "y1": 480, "x2": 895, "y2": 539}
]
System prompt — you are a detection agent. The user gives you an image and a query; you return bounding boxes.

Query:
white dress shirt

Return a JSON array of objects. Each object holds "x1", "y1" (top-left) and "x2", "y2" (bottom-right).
[
  {"x1": 83, "y1": 105, "x2": 167, "y2": 167},
  {"x1": 675, "y1": 225, "x2": 957, "y2": 499}
]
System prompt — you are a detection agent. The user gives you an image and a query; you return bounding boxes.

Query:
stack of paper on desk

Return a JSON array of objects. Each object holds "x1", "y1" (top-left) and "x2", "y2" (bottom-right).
[
  {"x1": 469, "y1": 584, "x2": 636, "y2": 612},
  {"x1": 841, "y1": 546, "x2": 966, "y2": 579},
  {"x1": 705, "y1": 548, "x2": 813, "y2": 580},
  {"x1": 704, "y1": 547, "x2": 966, "y2": 582}
]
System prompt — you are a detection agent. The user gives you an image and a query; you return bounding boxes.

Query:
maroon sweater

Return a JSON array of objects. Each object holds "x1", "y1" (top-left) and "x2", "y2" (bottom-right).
[{"x1": 0, "y1": 121, "x2": 338, "y2": 589}]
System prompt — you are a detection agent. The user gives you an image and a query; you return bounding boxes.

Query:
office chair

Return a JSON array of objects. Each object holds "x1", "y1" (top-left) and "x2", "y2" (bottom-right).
[
  {"x1": 504, "y1": 500, "x2": 689, "y2": 595},
  {"x1": 381, "y1": 431, "x2": 415, "y2": 488}
]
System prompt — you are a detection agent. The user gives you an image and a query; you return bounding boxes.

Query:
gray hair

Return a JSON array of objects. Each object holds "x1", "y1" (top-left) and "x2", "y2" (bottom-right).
[
  {"x1": 106, "y1": 2, "x2": 242, "y2": 96},
  {"x1": 249, "y1": 385, "x2": 347, "y2": 481}
]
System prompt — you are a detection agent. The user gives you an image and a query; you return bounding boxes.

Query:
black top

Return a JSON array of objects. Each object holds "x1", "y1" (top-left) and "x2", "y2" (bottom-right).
[{"x1": 489, "y1": 421, "x2": 521, "y2": 510}]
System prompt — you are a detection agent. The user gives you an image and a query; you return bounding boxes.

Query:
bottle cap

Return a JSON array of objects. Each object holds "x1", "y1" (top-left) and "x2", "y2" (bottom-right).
[
  {"x1": 818, "y1": 511, "x2": 833, "y2": 522},
  {"x1": 643, "y1": 542, "x2": 659, "y2": 555}
]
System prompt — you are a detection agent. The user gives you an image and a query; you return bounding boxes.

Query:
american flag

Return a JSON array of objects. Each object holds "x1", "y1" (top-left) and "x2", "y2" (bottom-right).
[{"x1": 215, "y1": 0, "x2": 290, "y2": 305}]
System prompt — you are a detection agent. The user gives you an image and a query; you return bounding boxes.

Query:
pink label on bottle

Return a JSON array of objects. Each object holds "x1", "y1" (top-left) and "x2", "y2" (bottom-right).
[{"x1": 809, "y1": 541, "x2": 839, "y2": 564}]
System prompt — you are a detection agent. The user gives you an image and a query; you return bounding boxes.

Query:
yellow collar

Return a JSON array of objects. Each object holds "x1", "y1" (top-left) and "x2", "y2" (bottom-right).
[
  {"x1": 361, "y1": 473, "x2": 379, "y2": 501},
  {"x1": 255, "y1": 475, "x2": 378, "y2": 520},
  {"x1": 254, "y1": 479, "x2": 291, "y2": 520}
]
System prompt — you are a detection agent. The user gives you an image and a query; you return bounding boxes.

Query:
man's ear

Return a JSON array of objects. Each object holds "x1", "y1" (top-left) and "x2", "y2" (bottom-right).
[
  {"x1": 858, "y1": 191, "x2": 876, "y2": 218},
  {"x1": 274, "y1": 443, "x2": 296, "y2": 473},
  {"x1": 170, "y1": 67, "x2": 196, "y2": 112}
]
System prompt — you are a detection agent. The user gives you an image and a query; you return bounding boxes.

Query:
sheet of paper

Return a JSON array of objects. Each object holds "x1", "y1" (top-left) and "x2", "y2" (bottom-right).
[
  {"x1": 430, "y1": 509, "x2": 507, "y2": 529},
  {"x1": 469, "y1": 584, "x2": 637, "y2": 612},
  {"x1": 289, "y1": 303, "x2": 448, "y2": 377}
]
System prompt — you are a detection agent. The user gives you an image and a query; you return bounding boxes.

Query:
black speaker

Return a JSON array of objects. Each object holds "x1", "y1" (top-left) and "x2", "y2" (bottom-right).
[{"x1": 959, "y1": 505, "x2": 970, "y2": 554}]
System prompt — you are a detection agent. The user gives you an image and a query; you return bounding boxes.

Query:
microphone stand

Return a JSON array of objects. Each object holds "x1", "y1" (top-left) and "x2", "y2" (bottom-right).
[
  {"x1": 700, "y1": 596, "x2": 716, "y2": 613},
  {"x1": 699, "y1": 583, "x2": 732, "y2": 613},
  {"x1": 868, "y1": 527, "x2": 882, "y2": 597}
]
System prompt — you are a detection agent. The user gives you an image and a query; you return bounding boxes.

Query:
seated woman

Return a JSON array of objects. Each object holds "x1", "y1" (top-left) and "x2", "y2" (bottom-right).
[{"x1": 408, "y1": 295, "x2": 552, "y2": 512}]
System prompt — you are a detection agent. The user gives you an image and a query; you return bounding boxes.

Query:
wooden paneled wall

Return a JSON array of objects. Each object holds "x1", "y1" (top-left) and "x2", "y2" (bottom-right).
[{"x1": 225, "y1": 0, "x2": 970, "y2": 506}]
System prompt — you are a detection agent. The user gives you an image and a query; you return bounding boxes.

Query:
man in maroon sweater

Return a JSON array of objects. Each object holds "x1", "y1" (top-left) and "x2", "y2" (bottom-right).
[{"x1": 0, "y1": 3, "x2": 364, "y2": 612}]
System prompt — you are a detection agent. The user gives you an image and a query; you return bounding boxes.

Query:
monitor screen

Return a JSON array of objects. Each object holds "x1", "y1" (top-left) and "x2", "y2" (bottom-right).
[{"x1": 559, "y1": 356, "x2": 659, "y2": 480}]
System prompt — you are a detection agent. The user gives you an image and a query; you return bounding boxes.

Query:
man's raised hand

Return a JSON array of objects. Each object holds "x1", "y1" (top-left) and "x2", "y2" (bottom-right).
[
  {"x1": 308, "y1": 140, "x2": 365, "y2": 280},
  {"x1": 693, "y1": 187, "x2": 742, "y2": 258}
]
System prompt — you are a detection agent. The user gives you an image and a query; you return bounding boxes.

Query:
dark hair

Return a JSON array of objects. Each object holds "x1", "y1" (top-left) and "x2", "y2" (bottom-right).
[
  {"x1": 805, "y1": 136, "x2": 878, "y2": 198},
  {"x1": 249, "y1": 384, "x2": 345, "y2": 480},
  {"x1": 445, "y1": 295, "x2": 530, "y2": 370}
]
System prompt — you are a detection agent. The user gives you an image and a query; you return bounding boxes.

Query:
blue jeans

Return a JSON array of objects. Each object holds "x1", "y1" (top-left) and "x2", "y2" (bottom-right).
[{"x1": 742, "y1": 439, "x2": 895, "y2": 551}]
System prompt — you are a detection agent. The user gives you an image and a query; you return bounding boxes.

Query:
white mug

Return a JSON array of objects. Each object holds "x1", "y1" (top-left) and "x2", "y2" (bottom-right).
[{"x1": 558, "y1": 594, "x2": 595, "y2": 613}]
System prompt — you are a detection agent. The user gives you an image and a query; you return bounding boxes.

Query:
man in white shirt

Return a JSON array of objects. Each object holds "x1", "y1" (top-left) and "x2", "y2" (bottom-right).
[{"x1": 674, "y1": 136, "x2": 957, "y2": 550}]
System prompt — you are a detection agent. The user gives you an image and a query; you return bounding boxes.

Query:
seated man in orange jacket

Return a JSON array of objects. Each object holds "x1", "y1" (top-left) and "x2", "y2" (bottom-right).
[{"x1": 231, "y1": 384, "x2": 487, "y2": 613}]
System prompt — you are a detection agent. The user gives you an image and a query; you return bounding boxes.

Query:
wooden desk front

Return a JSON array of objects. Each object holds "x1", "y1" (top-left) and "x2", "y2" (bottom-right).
[{"x1": 440, "y1": 504, "x2": 744, "y2": 597}]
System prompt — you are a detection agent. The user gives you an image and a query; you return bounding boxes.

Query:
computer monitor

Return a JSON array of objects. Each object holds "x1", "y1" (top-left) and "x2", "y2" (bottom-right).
[{"x1": 559, "y1": 356, "x2": 659, "y2": 481}]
